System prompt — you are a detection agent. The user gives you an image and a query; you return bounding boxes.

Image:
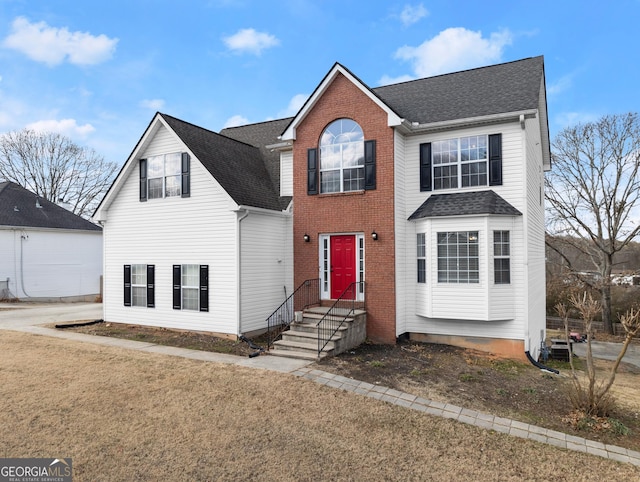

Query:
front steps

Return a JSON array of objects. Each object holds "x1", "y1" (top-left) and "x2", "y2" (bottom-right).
[{"x1": 269, "y1": 306, "x2": 366, "y2": 360}]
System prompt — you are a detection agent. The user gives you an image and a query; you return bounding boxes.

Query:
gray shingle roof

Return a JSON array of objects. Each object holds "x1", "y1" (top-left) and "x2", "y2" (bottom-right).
[
  {"x1": 160, "y1": 114, "x2": 283, "y2": 211},
  {"x1": 373, "y1": 56, "x2": 544, "y2": 124},
  {"x1": 408, "y1": 190, "x2": 522, "y2": 220},
  {"x1": 220, "y1": 118, "x2": 293, "y2": 210},
  {"x1": 0, "y1": 182, "x2": 102, "y2": 231}
]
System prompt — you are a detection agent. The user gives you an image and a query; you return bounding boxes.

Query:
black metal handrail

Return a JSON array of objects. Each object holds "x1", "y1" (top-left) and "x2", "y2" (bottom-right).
[
  {"x1": 317, "y1": 281, "x2": 365, "y2": 355},
  {"x1": 266, "y1": 278, "x2": 320, "y2": 349}
]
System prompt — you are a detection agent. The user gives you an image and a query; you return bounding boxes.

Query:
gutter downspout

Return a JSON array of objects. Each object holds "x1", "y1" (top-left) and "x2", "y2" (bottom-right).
[
  {"x1": 237, "y1": 209, "x2": 250, "y2": 335},
  {"x1": 19, "y1": 231, "x2": 32, "y2": 298}
]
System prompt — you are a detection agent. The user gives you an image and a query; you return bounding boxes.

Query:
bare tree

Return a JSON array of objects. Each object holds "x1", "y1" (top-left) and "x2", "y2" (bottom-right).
[
  {"x1": 556, "y1": 293, "x2": 640, "y2": 417},
  {"x1": 546, "y1": 113, "x2": 640, "y2": 334},
  {"x1": 0, "y1": 129, "x2": 118, "y2": 219}
]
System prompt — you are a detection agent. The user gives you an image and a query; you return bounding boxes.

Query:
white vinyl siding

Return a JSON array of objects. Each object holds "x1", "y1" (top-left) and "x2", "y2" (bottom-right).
[
  {"x1": 280, "y1": 150, "x2": 293, "y2": 197},
  {"x1": 393, "y1": 129, "x2": 408, "y2": 336},
  {"x1": 401, "y1": 121, "x2": 526, "y2": 341},
  {"x1": 238, "y1": 211, "x2": 293, "y2": 334},
  {"x1": 102, "y1": 124, "x2": 239, "y2": 334}
]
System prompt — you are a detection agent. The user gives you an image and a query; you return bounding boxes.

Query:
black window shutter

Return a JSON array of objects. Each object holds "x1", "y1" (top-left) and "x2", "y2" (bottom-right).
[
  {"x1": 364, "y1": 140, "x2": 376, "y2": 190},
  {"x1": 419, "y1": 143, "x2": 432, "y2": 192},
  {"x1": 173, "y1": 265, "x2": 181, "y2": 310},
  {"x1": 146, "y1": 265, "x2": 155, "y2": 308},
  {"x1": 139, "y1": 159, "x2": 148, "y2": 201},
  {"x1": 307, "y1": 148, "x2": 318, "y2": 195},
  {"x1": 124, "y1": 265, "x2": 131, "y2": 306},
  {"x1": 199, "y1": 265, "x2": 209, "y2": 312},
  {"x1": 181, "y1": 152, "x2": 191, "y2": 198},
  {"x1": 489, "y1": 133, "x2": 503, "y2": 186}
]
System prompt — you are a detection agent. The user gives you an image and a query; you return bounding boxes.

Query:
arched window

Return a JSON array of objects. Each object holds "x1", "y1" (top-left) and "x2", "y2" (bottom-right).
[{"x1": 319, "y1": 119, "x2": 364, "y2": 193}]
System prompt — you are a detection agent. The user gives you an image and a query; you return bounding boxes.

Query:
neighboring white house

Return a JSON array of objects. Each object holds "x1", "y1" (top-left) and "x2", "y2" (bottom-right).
[
  {"x1": 0, "y1": 181, "x2": 103, "y2": 301},
  {"x1": 96, "y1": 56, "x2": 550, "y2": 360}
]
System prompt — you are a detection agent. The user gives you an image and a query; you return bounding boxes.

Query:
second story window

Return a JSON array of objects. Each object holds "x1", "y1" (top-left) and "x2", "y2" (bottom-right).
[
  {"x1": 320, "y1": 119, "x2": 365, "y2": 193},
  {"x1": 433, "y1": 135, "x2": 487, "y2": 190},
  {"x1": 420, "y1": 134, "x2": 501, "y2": 192},
  {"x1": 139, "y1": 152, "x2": 190, "y2": 202},
  {"x1": 148, "y1": 153, "x2": 182, "y2": 199}
]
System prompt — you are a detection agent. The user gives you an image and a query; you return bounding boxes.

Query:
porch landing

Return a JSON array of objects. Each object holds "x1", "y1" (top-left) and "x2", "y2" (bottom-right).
[{"x1": 269, "y1": 306, "x2": 366, "y2": 360}]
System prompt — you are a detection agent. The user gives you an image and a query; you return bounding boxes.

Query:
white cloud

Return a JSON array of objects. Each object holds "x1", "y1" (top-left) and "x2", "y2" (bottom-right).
[
  {"x1": 222, "y1": 28, "x2": 279, "y2": 55},
  {"x1": 399, "y1": 3, "x2": 428, "y2": 27},
  {"x1": 554, "y1": 112, "x2": 600, "y2": 130},
  {"x1": 140, "y1": 99, "x2": 166, "y2": 110},
  {"x1": 393, "y1": 27, "x2": 513, "y2": 78},
  {"x1": 548, "y1": 74, "x2": 573, "y2": 97},
  {"x1": 26, "y1": 118, "x2": 95, "y2": 137},
  {"x1": 3, "y1": 17, "x2": 118, "y2": 66},
  {"x1": 278, "y1": 93, "x2": 308, "y2": 117},
  {"x1": 223, "y1": 114, "x2": 250, "y2": 128}
]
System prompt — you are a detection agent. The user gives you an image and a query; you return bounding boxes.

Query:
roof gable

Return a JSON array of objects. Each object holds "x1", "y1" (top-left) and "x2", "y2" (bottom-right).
[
  {"x1": 0, "y1": 182, "x2": 101, "y2": 231},
  {"x1": 408, "y1": 191, "x2": 522, "y2": 220},
  {"x1": 95, "y1": 113, "x2": 284, "y2": 219},
  {"x1": 280, "y1": 63, "x2": 403, "y2": 140},
  {"x1": 161, "y1": 114, "x2": 282, "y2": 211}
]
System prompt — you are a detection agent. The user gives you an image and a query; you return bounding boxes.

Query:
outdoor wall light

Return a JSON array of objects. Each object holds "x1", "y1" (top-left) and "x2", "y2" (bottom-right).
[
  {"x1": 303, "y1": 234, "x2": 310, "y2": 242},
  {"x1": 371, "y1": 231, "x2": 379, "y2": 241}
]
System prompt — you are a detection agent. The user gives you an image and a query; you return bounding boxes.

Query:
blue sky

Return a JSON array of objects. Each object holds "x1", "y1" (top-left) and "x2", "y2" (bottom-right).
[{"x1": 0, "y1": 0, "x2": 639, "y2": 164}]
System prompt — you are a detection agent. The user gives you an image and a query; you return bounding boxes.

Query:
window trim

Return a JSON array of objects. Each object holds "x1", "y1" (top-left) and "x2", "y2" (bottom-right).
[
  {"x1": 436, "y1": 231, "x2": 479, "y2": 284},
  {"x1": 124, "y1": 264, "x2": 154, "y2": 308},
  {"x1": 140, "y1": 152, "x2": 190, "y2": 201},
  {"x1": 432, "y1": 135, "x2": 488, "y2": 190},
  {"x1": 319, "y1": 119, "x2": 366, "y2": 194},
  {"x1": 417, "y1": 233, "x2": 426, "y2": 283},
  {"x1": 493, "y1": 231, "x2": 511, "y2": 285},
  {"x1": 173, "y1": 264, "x2": 209, "y2": 312},
  {"x1": 420, "y1": 133, "x2": 502, "y2": 192}
]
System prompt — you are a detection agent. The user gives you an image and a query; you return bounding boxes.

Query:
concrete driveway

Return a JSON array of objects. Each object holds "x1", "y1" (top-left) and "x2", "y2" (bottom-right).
[
  {"x1": 0, "y1": 302, "x2": 102, "y2": 329},
  {"x1": 572, "y1": 340, "x2": 640, "y2": 369}
]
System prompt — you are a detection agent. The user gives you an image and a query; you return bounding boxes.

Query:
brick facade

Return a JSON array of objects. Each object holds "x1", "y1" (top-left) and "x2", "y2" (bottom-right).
[{"x1": 292, "y1": 73, "x2": 396, "y2": 343}]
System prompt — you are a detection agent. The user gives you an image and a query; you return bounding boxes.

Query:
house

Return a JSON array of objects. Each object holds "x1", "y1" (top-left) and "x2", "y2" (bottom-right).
[
  {"x1": 95, "y1": 56, "x2": 550, "y2": 360},
  {"x1": 94, "y1": 114, "x2": 293, "y2": 336},
  {"x1": 0, "y1": 181, "x2": 103, "y2": 301}
]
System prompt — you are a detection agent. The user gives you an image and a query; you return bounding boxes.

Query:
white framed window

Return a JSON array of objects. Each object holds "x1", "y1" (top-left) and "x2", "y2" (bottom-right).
[
  {"x1": 172, "y1": 264, "x2": 208, "y2": 312},
  {"x1": 493, "y1": 231, "x2": 511, "y2": 284},
  {"x1": 148, "y1": 153, "x2": 182, "y2": 199},
  {"x1": 437, "y1": 231, "x2": 479, "y2": 283},
  {"x1": 320, "y1": 119, "x2": 364, "y2": 193},
  {"x1": 131, "y1": 264, "x2": 147, "y2": 307},
  {"x1": 124, "y1": 264, "x2": 154, "y2": 308},
  {"x1": 432, "y1": 135, "x2": 488, "y2": 190},
  {"x1": 417, "y1": 233, "x2": 426, "y2": 283},
  {"x1": 181, "y1": 264, "x2": 200, "y2": 310}
]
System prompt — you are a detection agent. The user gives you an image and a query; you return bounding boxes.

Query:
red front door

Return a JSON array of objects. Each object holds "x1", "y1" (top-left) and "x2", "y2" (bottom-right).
[{"x1": 331, "y1": 235, "x2": 356, "y2": 299}]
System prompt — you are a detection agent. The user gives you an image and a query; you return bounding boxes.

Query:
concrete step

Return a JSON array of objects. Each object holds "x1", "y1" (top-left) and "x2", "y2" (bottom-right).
[
  {"x1": 272, "y1": 338, "x2": 336, "y2": 353},
  {"x1": 281, "y1": 330, "x2": 339, "y2": 348},
  {"x1": 291, "y1": 321, "x2": 350, "y2": 335},
  {"x1": 269, "y1": 349, "x2": 328, "y2": 361},
  {"x1": 301, "y1": 312, "x2": 355, "y2": 323}
]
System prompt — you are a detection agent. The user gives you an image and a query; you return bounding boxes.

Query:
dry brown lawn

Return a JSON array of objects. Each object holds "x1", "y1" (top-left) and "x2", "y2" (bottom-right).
[{"x1": 1, "y1": 331, "x2": 639, "y2": 481}]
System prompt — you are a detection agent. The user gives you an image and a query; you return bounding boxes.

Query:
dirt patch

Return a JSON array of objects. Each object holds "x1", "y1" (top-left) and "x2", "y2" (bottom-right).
[
  {"x1": 3, "y1": 331, "x2": 639, "y2": 481},
  {"x1": 59, "y1": 321, "x2": 640, "y2": 452}
]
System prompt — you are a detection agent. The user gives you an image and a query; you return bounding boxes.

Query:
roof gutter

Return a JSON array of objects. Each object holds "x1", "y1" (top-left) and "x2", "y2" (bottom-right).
[
  {"x1": 236, "y1": 205, "x2": 291, "y2": 217},
  {"x1": 401, "y1": 109, "x2": 539, "y2": 134}
]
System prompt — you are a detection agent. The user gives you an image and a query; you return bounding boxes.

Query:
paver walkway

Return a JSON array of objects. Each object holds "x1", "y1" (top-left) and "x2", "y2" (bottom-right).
[{"x1": 1, "y1": 302, "x2": 639, "y2": 467}]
